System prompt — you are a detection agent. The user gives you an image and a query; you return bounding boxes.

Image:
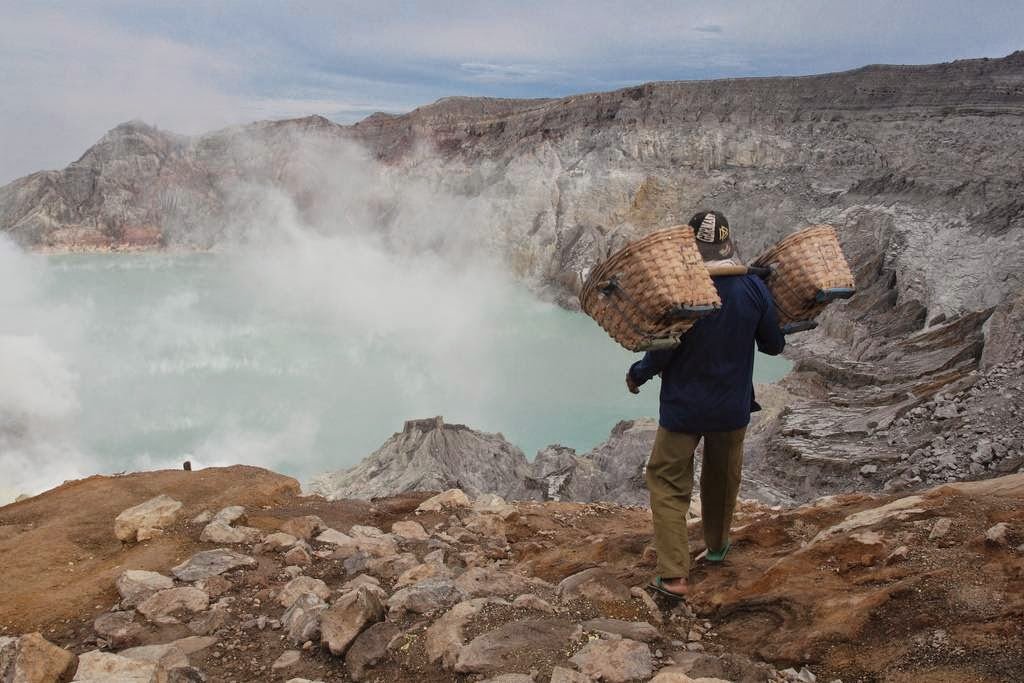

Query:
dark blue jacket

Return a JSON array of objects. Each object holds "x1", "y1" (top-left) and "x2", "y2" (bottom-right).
[{"x1": 628, "y1": 274, "x2": 785, "y2": 434}]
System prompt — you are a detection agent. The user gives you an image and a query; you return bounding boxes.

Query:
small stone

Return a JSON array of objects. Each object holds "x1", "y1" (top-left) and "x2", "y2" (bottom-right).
[
  {"x1": 279, "y1": 516, "x2": 324, "y2": 540},
  {"x1": 93, "y1": 611, "x2": 143, "y2": 648},
  {"x1": 114, "y1": 495, "x2": 183, "y2": 542},
  {"x1": 191, "y1": 510, "x2": 213, "y2": 525},
  {"x1": 345, "y1": 622, "x2": 402, "y2": 681},
  {"x1": 629, "y1": 586, "x2": 664, "y2": 625},
  {"x1": 395, "y1": 562, "x2": 446, "y2": 589},
  {"x1": 570, "y1": 638, "x2": 653, "y2": 683},
  {"x1": 455, "y1": 566, "x2": 543, "y2": 599},
  {"x1": 985, "y1": 522, "x2": 1010, "y2": 546},
  {"x1": 74, "y1": 650, "x2": 161, "y2": 681},
  {"x1": 200, "y1": 521, "x2": 262, "y2": 544},
  {"x1": 282, "y1": 593, "x2": 328, "y2": 644},
  {"x1": 187, "y1": 608, "x2": 228, "y2": 635},
  {"x1": 550, "y1": 666, "x2": 591, "y2": 682},
  {"x1": 137, "y1": 587, "x2": 210, "y2": 625},
  {"x1": 172, "y1": 548, "x2": 257, "y2": 581},
  {"x1": 211, "y1": 505, "x2": 246, "y2": 525},
  {"x1": 455, "y1": 618, "x2": 580, "y2": 674},
  {"x1": 321, "y1": 586, "x2": 386, "y2": 656},
  {"x1": 118, "y1": 642, "x2": 189, "y2": 670},
  {"x1": 512, "y1": 593, "x2": 555, "y2": 614},
  {"x1": 929, "y1": 517, "x2": 952, "y2": 541},
  {"x1": 350, "y1": 525, "x2": 386, "y2": 538},
  {"x1": 556, "y1": 567, "x2": 631, "y2": 603},
  {"x1": 885, "y1": 545, "x2": 911, "y2": 565},
  {"x1": 272, "y1": 650, "x2": 302, "y2": 670},
  {"x1": 279, "y1": 576, "x2": 332, "y2": 607},
  {"x1": 116, "y1": 569, "x2": 175, "y2": 606},
  {"x1": 583, "y1": 618, "x2": 660, "y2": 643},
  {"x1": 194, "y1": 574, "x2": 233, "y2": 598},
  {"x1": 0, "y1": 632, "x2": 77, "y2": 683},
  {"x1": 416, "y1": 489, "x2": 472, "y2": 513},
  {"x1": 284, "y1": 544, "x2": 312, "y2": 566},
  {"x1": 859, "y1": 464, "x2": 878, "y2": 476},
  {"x1": 391, "y1": 520, "x2": 430, "y2": 541},
  {"x1": 387, "y1": 577, "x2": 464, "y2": 617},
  {"x1": 264, "y1": 532, "x2": 299, "y2": 550}
]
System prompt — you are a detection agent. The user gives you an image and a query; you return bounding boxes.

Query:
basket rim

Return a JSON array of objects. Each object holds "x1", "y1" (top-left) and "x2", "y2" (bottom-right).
[{"x1": 580, "y1": 226, "x2": 695, "y2": 303}]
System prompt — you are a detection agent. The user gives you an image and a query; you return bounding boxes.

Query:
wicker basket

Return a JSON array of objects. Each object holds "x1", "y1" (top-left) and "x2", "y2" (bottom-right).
[
  {"x1": 752, "y1": 224, "x2": 855, "y2": 327},
  {"x1": 580, "y1": 227, "x2": 721, "y2": 351}
]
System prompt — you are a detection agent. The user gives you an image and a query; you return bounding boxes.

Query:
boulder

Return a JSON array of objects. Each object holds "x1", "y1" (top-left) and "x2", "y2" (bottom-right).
[
  {"x1": 455, "y1": 566, "x2": 544, "y2": 598},
  {"x1": 279, "y1": 576, "x2": 332, "y2": 607},
  {"x1": 391, "y1": 520, "x2": 429, "y2": 541},
  {"x1": 394, "y1": 562, "x2": 448, "y2": 589},
  {"x1": 271, "y1": 650, "x2": 302, "y2": 671},
  {"x1": 416, "y1": 489, "x2": 472, "y2": 513},
  {"x1": 118, "y1": 642, "x2": 189, "y2": 670},
  {"x1": 193, "y1": 575, "x2": 232, "y2": 599},
  {"x1": 985, "y1": 522, "x2": 1011, "y2": 546},
  {"x1": 387, "y1": 577, "x2": 464, "y2": 617},
  {"x1": 570, "y1": 638, "x2": 653, "y2": 683},
  {"x1": 72, "y1": 650, "x2": 161, "y2": 681},
  {"x1": 279, "y1": 516, "x2": 324, "y2": 540},
  {"x1": 556, "y1": 567, "x2": 631, "y2": 603},
  {"x1": 93, "y1": 611, "x2": 143, "y2": 648},
  {"x1": 0, "y1": 632, "x2": 77, "y2": 683},
  {"x1": 114, "y1": 495, "x2": 182, "y2": 542},
  {"x1": 171, "y1": 548, "x2": 256, "y2": 581},
  {"x1": 137, "y1": 587, "x2": 209, "y2": 625},
  {"x1": 264, "y1": 532, "x2": 299, "y2": 550},
  {"x1": 424, "y1": 598, "x2": 498, "y2": 667},
  {"x1": 116, "y1": 569, "x2": 175, "y2": 607},
  {"x1": 344, "y1": 621, "x2": 401, "y2": 681},
  {"x1": 455, "y1": 618, "x2": 581, "y2": 673},
  {"x1": 211, "y1": 506, "x2": 246, "y2": 525},
  {"x1": 282, "y1": 593, "x2": 328, "y2": 644},
  {"x1": 320, "y1": 586, "x2": 386, "y2": 656},
  {"x1": 200, "y1": 522, "x2": 262, "y2": 544},
  {"x1": 550, "y1": 666, "x2": 592, "y2": 682},
  {"x1": 512, "y1": 594, "x2": 556, "y2": 614},
  {"x1": 284, "y1": 544, "x2": 312, "y2": 566}
]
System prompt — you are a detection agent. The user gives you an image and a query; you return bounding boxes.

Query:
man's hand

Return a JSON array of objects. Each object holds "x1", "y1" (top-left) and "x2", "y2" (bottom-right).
[{"x1": 626, "y1": 371, "x2": 639, "y2": 395}]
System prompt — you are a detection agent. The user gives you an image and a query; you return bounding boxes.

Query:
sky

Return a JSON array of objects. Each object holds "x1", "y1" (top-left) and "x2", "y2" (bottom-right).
[{"x1": 1, "y1": 0, "x2": 1021, "y2": 184}]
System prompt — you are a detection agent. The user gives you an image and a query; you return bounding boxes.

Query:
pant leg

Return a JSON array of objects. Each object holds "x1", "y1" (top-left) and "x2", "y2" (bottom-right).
[
  {"x1": 699, "y1": 427, "x2": 747, "y2": 552},
  {"x1": 645, "y1": 426, "x2": 700, "y2": 579}
]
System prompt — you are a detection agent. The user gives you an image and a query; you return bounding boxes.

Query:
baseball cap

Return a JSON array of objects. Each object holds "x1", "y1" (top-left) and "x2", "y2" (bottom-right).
[{"x1": 687, "y1": 210, "x2": 735, "y2": 261}]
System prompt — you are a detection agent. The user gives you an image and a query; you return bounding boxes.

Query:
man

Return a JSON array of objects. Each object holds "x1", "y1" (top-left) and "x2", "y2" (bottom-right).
[{"x1": 627, "y1": 210, "x2": 785, "y2": 599}]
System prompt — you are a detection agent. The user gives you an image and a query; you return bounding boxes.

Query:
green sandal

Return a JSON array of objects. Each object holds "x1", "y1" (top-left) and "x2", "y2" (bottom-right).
[
  {"x1": 647, "y1": 576, "x2": 688, "y2": 600},
  {"x1": 705, "y1": 541, "x2": 732, "y2": 563}
]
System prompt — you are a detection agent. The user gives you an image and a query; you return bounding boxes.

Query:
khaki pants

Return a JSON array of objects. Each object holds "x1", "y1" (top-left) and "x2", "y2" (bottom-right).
[{"x1": 645, "y1": 425, "x2": 746, "y2": 579}]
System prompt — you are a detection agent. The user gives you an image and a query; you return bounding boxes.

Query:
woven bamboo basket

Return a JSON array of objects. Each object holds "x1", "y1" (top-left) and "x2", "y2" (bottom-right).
[
  {"x1": 580, "y1": 227, "x2": 721, "y2": 352},
  {"x1": 752, "y1": 224, "x2": 855, "y2": 327}
]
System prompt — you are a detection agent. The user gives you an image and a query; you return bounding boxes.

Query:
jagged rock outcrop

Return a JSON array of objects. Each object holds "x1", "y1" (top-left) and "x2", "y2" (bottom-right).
[
  {"x1": 4, "y1": 52, "x2": 1024, "y2": 500},
  {"x1": 308, "y1": 417, "x2": 535, "y2": 501}
]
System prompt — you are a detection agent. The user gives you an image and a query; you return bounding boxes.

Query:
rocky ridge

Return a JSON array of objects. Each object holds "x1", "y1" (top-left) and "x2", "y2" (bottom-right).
[
  {"x1": 1, "y1": 466, "x2": 1022, "y2": 682},
  {"x1": 3, "y1": 52, "x2": 1024, "y2": 502}
]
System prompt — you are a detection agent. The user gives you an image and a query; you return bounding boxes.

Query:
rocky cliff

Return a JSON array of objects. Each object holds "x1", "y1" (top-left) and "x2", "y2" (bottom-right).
[
  {"x1": 3, "y1": 52, "x2": 1023, "y2": 502},
  {"x1": 1, "y1": 466, "x2": 1022, "y2": 681}
]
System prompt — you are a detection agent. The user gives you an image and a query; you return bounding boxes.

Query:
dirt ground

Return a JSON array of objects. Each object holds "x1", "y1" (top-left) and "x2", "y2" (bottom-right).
[{"x1": 2, "y1": 468, "x2": 1022, "y2": 682}]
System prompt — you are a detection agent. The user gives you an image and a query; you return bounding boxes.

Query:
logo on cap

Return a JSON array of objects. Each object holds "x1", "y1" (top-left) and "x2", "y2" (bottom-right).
[{"x1": 696, "y1": 213, "x2": 717, "y2": 243}]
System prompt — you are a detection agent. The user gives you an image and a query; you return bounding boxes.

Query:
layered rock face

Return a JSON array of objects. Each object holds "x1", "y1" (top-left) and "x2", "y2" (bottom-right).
[{"x1": 3, "y1": 52, "x2": 1023, "y2": 500}]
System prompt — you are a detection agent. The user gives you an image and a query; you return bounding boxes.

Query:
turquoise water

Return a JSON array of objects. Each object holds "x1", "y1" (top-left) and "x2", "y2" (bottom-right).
[{"x1": 10, "y1": 250, "x2": 790, "y2": 494}]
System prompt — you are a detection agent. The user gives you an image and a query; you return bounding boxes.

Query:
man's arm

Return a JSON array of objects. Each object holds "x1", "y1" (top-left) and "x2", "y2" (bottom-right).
[
  {"x1": 754, "y1": 281, "x2": 786, "y2": 356},
  {"x1": 628, "y1": 348, "x2": 675, "y2": 389}
]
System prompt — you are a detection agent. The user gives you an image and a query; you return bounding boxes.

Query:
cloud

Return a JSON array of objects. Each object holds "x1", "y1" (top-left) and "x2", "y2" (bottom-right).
[
  {"x1": 693, "y1": 24, "x2": 724, "y2": 34},
  {"x1": 458, "y1": 62, "x2": 567, "y2": 84}
]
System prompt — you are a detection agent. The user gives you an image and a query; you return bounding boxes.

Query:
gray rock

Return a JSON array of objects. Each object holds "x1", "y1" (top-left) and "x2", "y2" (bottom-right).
[
  {"x1": 387, "y1": 577, "x2": 464, "y2": 617},
  {"x1": 200, "y1": 522, "x2": 262, "y2": 544},
  {"x1": 344, "y1": 621, "x2": 401, "y2": 681},
  {"x1": 556, "y1": 567, "x2": 631, "y2": 603},
  {"x1": 93, "y1": 611, "x2": 143, "y2": 648},
  {"x1": 73, "y1": 650, "x2": 160, "y2": 681},
  {"x1": 310, "y1": 417, "x2": 534, "y2": 500},
  {"x1": 550, "y1": 667, "x2": 591, "y2": 682},
  {"x1": 0, "y1": 633, "x2": 77, "y2": 683},
  {"x1": 985, "y1": 522, "x2": 1011, "y2": 546},
  {"x1": 424, "y1": 598, "x2": 502, "y2": 668},
  {"x1": 284, "y1": 544, "x2": 312, "y2": 566},
  {"x1": 391, "y1": 520, "x2": 429, "y2": 541},
  {"x1": 454, "y1": 566, "x2": 546, "y2": 598},
  {"x1": 114, "y1": 495, "x2": 182, "y2": 542},
  {"x1": 320, "y1": 586, "x2": 386, "y2": 656},
  {"x1": 570, "y1": 638, "x2": 653, "y2": 683},
  {"x1": 116, "y1": 569, "x2": 175, "y2": 607},
  {"x1": 282, "y1": 593, "x2": 328, "y2": 644},
  {"x1": 118, "y1": 642, "x2": 189, "y2": 670},
  {"x1": 172, "y1": 548, "x2": 256, "y2": 581},
  {"x1": 279, "y1": 576, "x2": 331, "y2": 607},
  {"x1": 455, "y1": 618, "x2": 581, "y2": 674},
  {"x1": 211, "y1": 506, "x2": 246, "y2": 526},
  {"x1": 137, "y1": 587, "x2": 209, "y2": 625},
  {"x1": 271, "y1": 650, "x2": 302, "y2": 670}
]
